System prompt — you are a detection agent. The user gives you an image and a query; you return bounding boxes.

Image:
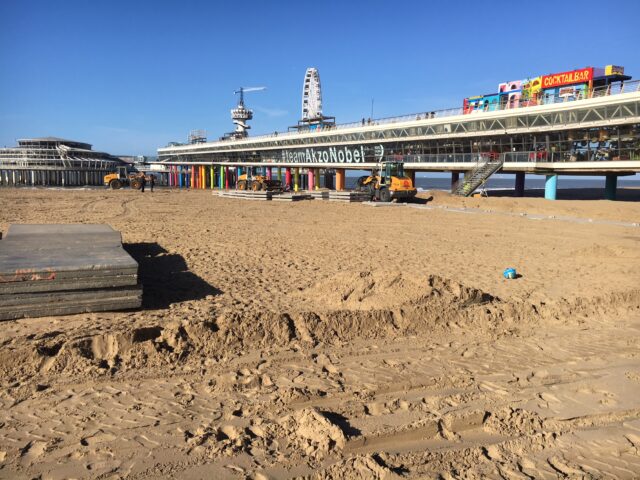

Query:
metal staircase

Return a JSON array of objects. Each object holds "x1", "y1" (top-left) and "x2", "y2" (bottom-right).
[{"x1": 453, "y1": 155, "x2": 504, "y2": 196}]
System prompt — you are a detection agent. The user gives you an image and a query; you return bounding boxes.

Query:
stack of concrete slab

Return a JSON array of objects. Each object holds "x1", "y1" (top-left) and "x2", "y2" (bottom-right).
[
  {"x1": 272, "y1": 193, "x2": 313, "y2": 202},
  {"x1": 363, "y1": 201, "x2": 407, "y2": 208},
  {"x1": 217, "y1": 190, "x2": 273, "y2": 201},
  {"x1": 306, "y1": 190, "x2": 330, "y2": 200},
  {"x1": 329, "y1": 191, "x2": 371, "y2": 202},
  {"x1": 0, "y1": 224, "x2": 142, "y2": 320}
]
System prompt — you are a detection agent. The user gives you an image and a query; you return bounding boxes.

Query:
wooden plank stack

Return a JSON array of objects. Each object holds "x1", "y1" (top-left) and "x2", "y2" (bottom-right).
[{"x1": 0, "y1": 224, "x2": 142, "y2": 320}]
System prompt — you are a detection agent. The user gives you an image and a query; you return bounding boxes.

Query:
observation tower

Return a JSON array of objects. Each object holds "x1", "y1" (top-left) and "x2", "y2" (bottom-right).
[{"x1": 222, "y1": 87, "x2": 265, "y2": 140}]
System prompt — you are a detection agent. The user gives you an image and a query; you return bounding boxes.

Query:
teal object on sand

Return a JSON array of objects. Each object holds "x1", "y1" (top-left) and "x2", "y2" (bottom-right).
[{"x1": 503, "y1": 268, "x2": 517, "y2": 279}]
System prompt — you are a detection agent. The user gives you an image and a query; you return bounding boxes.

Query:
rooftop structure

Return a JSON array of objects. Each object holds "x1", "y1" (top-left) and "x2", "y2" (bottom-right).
[{"x1": 16, "y1": 137, "x2": 93, "y2": 150}]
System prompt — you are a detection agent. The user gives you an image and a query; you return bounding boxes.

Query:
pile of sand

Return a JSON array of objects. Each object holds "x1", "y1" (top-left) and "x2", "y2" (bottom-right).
[{"x1": 278, "y1": 408, "x2": 346, "y2": 459}]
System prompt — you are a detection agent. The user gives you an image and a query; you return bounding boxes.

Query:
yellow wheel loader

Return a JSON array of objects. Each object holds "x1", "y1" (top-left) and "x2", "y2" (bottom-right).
[
  {"x1": 103, "y1": 166, "x2": 150, "y2": 190},
  {"x1": 237, "y1": 171, "x2": 283, "y2": 192},
  {"x1": 355, "y1": 161, "x2": 417, "y2": 202}
]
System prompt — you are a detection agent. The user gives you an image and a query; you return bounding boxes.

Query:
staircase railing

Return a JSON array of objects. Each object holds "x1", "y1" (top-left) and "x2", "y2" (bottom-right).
[{"x1": 452, "y1": 154, "x2": 505, "y2": 196}]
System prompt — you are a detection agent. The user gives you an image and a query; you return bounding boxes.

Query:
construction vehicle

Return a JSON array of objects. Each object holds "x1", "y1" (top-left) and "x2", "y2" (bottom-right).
[
  {"x1": 354, "y1": 161, "x2": 417, "y2": 202},
  {"x1": 237, "y1": 169, "x2": 283, "y2": 192},
  {"x1": 103, "y1": 166, "x2": 152, "y2": 190}
]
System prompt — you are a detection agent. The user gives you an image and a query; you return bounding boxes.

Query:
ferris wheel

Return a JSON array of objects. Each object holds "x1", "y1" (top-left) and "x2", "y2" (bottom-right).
[{"x1": 301, "y1": 68, "x2": 323, "y2": 121}]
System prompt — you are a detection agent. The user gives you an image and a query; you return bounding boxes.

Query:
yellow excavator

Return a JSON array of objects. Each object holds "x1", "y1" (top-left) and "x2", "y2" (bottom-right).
[
  {"x1": 104, "y1": 166, "x2": 151, "y2": 190},
  {"x1": 355, "y1": 161, "x2": 417, "y2": 202},
  {"x1": 237, "y1": 170, "x2": 283, "y2": 191}
]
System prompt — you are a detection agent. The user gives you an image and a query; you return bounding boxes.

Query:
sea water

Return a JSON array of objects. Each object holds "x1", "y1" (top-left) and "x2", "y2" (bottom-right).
[{"x1": 345, "y1": 172, "x2": 640, "y2": 191}]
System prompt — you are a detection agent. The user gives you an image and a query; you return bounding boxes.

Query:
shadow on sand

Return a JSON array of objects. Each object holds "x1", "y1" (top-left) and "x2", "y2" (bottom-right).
[
  {"x1": 410, "y1": 195, "x2": 434, "y2": 205},
  {"x1": 124, "y1": 242, "x2": 221, "y2": 309},
  {"x1": 479, "y1": 187, "x2": 640, "y2": 202}
]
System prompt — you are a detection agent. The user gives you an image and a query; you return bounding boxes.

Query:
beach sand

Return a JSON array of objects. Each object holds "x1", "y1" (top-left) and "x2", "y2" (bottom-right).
[{"x1": 1, "y1": 188, "x2": 639, "y2": 479}]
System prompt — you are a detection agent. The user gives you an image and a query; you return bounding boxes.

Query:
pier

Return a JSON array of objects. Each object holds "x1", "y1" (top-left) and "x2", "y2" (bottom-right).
[{"x1": 156, "y1": 80, "x2": 640, "y2": 200}]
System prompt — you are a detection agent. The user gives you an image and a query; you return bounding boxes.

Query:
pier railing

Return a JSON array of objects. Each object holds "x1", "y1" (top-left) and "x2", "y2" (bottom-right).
[
  {"x1": 221, "y1": 79, "x2": 640, "y2": 143},
  {"x1": 399, "y1": 148, "x2": 640, "y2": 164},
  {"x1": 0, "y1": 156, "x2": 121, "y2": 170}
]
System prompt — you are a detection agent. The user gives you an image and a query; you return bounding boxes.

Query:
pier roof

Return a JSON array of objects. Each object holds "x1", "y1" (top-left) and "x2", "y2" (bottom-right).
[{"x1": 17, "y1": 137, "x2": 93, "y2": 150}]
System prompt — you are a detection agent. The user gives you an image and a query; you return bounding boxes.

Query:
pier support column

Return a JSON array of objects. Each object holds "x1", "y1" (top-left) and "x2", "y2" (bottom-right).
[
  {"x1": 294, "y1": 168, "x2": 300, "y2": 192},
  {"x1": 451, "y1": 171, "x2": 459, "y2": 192},
  {"x1": 285, "y1": 168, "x2": 291, "y2": 188},
  {"x1": 544, "y1": 174, "x2": 557, "y2": 200},
  {"x1": 514, "y1": 172, "x2": 525, "y2": 197},
  {"x1": 224, "y1": 167, "x2": 229, "y2": 189},
  {"x1": 324, "y1": 170, "x2": 334, "y2": 190},
  {"x1": 407, "y1": 170, "x2": 416, "y2": 187},
  {"x1": 336, "y1": 169, "x2": 345, "y2": 191},
  {"x1": 604, "y1": 174, "x2": 617, "y2": 200},
  {"x1": 278, "y1": 167, "x2": 282, "y2": 182},
  {"x1": 210, "y1": 166, "x2": 214, "y2": 189},
  {"x1": 308, "y1": 169, "x2": 314, "y2": 191},
  {"x1": 315, "y1": 168, "x2": 320, "y2": 190}
]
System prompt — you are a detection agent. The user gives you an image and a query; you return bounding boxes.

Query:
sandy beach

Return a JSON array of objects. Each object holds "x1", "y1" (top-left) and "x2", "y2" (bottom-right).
[{"x1": 1, "y1": 187, "x2": 639, "y2": 479}]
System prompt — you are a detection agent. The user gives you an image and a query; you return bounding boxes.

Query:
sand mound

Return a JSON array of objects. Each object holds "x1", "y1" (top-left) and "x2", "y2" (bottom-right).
[
  {"x1": 5, "y1": 278, "x2": 639, "y2": 385},
  {"x1": 305, "y1": 454, "x2": 400, "y2": 479},
  {"x1": 278, "y1": 407, "x2": 346, "y2": 460},
  {"x1": 294, "y1": 271, "x2": 430, "y2": 311}
]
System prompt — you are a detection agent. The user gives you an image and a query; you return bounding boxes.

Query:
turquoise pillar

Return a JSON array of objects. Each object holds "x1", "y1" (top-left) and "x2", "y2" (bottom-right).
[
  {"x1": 544, "y1": 174, "x2": 557, "y2": 200},
  {"x1": 604, "y1": 174, "x2": 617, "y2": 200}
]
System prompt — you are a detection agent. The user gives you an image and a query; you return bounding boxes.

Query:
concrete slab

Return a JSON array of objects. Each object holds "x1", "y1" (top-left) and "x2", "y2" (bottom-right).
[
  {"x1": 329, "y1": 191, "x2": 371, "y2": 202},
  {"x1": 0, "y1": 224, "x2": 142, "y2": 320},
  {"x1": 272, "y1": 193, "x2": 313, "y2": 202},
  {"x1": 306, "y1": 191, "x2": 330, "y2": 200},
  {"x1": 4, "y1": 224, "x2": 123, "y2": 246},
  {"x1": 0, "y1": 286, "x2": 142, "y2": 307},
  {"x1": 217, "y1": 191, "x2": 273, "y2": 200},
  {"x1": 0, "y1": 295, "x2": 142, "y2": 320},
  {"x1": 0, "y1": 273, "x2": 138, "y2": 294},
  {"x1": 0, "y1": 245, "x2": 139, "y2": 281},
  {"x1": 363, "y1": 202, "x2": 408, "y2": 207}
]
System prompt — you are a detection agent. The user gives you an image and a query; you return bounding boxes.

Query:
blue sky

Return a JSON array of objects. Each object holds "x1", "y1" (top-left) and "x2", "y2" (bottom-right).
[{"x1": 1, "y1": 0, "x2": 639, "y2": 156}]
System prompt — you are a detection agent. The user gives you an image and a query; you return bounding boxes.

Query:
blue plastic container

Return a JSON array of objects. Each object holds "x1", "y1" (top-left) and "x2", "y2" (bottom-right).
[{"x1": 503, "y1": 268, "x2": 517, "y2": 279}]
